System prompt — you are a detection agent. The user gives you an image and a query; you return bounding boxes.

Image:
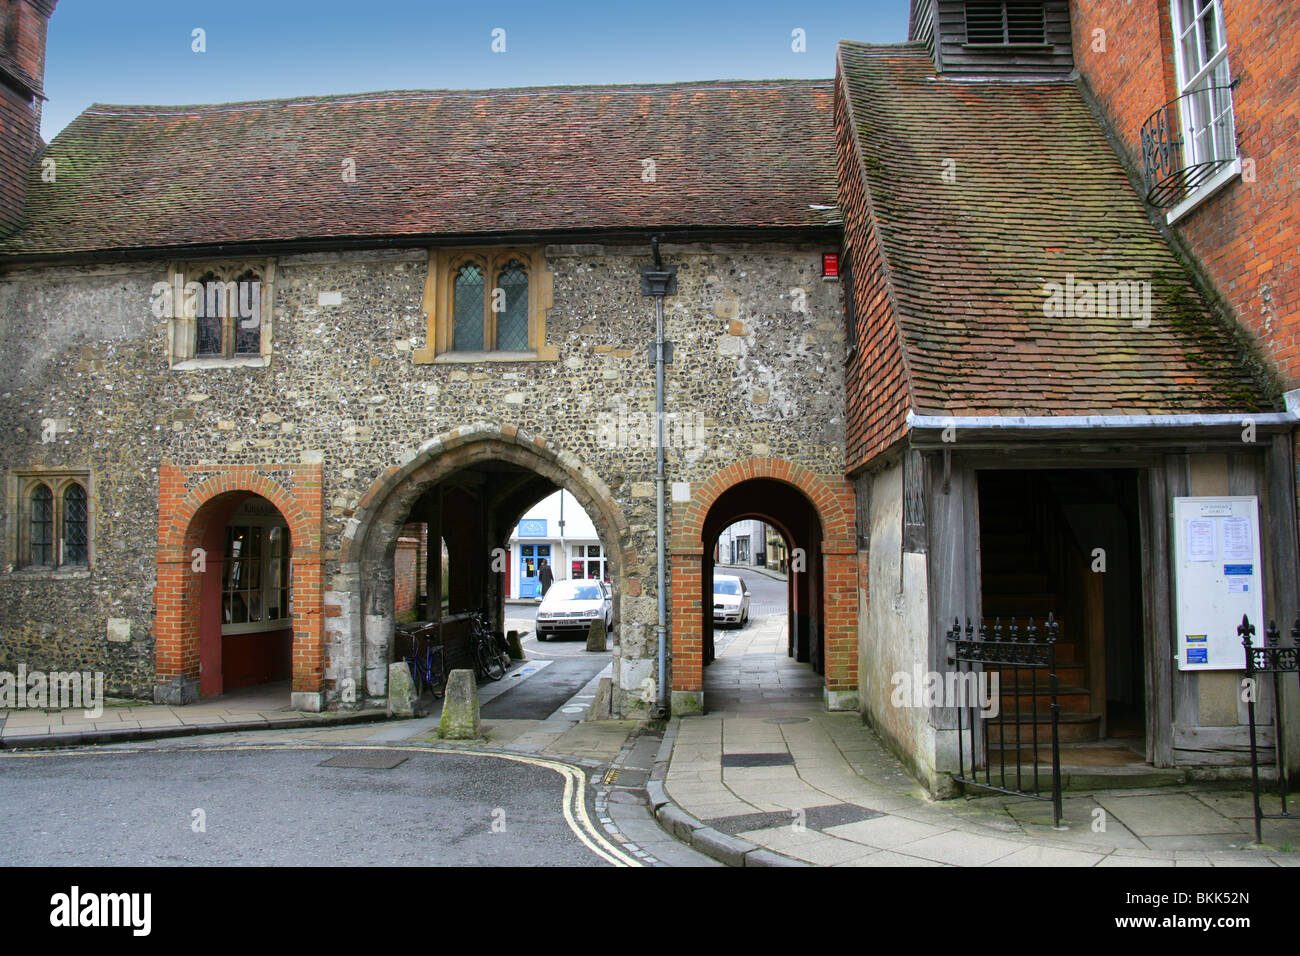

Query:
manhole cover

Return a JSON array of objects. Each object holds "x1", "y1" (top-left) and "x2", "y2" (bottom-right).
[
  {"x1": 763, "y1": 717, "x2": 810, "y2": 725},
  {"x1": 318, "y1": 751, "x2": 409, "y2": 770}
]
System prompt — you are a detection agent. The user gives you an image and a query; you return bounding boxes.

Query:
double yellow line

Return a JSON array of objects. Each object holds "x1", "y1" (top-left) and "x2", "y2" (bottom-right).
[{"x1": 3, "y1": 743, "x2": 643, "y2": 867}]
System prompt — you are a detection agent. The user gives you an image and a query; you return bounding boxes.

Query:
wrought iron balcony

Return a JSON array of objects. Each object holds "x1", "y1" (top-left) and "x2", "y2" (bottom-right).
[{"x1": 1139, "y1": 82, "x2": 1238, "y2": 208}]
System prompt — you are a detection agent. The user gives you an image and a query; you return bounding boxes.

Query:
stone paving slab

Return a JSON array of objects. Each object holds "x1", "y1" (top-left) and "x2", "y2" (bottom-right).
[
  {"x1": 822, "y1": 815, "x2": 950, "y2": 849},
  {"x1": 892, "y1": 831, "x2": 1025, "y2": 867},
  {"x1": 1093, "y1": 793, "x2": 1242, "y2": 837},
  {"x1": 655, "y1": 613, "x2": 1300, "y2": 867},
  {"x1": 835, "y1": 849, "x2": 946, "y2": 867}
]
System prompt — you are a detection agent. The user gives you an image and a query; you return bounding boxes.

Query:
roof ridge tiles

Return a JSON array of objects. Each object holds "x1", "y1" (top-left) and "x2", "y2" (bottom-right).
[{"x1": 84, "y1": 77, "x2": 835, "y2": 117}]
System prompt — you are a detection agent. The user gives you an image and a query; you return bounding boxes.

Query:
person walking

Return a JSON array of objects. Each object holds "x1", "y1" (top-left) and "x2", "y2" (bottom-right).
[{"x1": 538, "y1": 558, "x2": 554, "y2": 597}]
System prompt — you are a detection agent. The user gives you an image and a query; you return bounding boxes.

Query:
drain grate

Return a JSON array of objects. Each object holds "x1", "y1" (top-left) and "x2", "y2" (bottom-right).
[
  {"x1": 721, "y1": 752, "x2": 796, "y2": 768},
  {"x1": 318, "y1": 751, "x2": 409, "y2": 770},
  {"x1": 762, "y1": 717, "x2": 811, "y2": 725}
]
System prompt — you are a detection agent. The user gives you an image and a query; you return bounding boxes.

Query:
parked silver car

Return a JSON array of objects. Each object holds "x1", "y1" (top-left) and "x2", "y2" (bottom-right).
[
  {"x1": 535, "y1": 578, "x2": 613, "y2": 641},
  {"x1": 712, "y1": 574, "x2": 750, "y2": 627}
]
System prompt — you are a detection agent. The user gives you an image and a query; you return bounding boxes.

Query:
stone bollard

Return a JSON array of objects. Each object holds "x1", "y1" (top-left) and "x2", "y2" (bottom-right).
[
  {"x1": 437, "y1": 669, "x2": 480, "y2": 739},
  {"x1": 587, "y1": 676, "x2": 612, "y2": 720},
  {"x1": 506, "y1": 629, "x2": 525, "y2": 660},
  {"x1": 586, "y1": 617, "x2": 608, "y2": 652},
  {"x1": 387, "y1": 661, "x2": 417, "y2": 718}
]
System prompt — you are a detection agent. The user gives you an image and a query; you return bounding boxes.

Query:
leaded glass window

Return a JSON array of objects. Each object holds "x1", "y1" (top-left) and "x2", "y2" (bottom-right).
[
  {"x1": 452, "y1": 264, "x2": 485, "y2": 351},
  {"x1": 233, "y1": 269, "x2": 262, "y2": 356},
  {"x1": 14, "y1": 473, "x2": 92, "y2": 570},
  {"x1": 495, "y1": 260, "x2": 530, "y2": 351},
  {"x1": 194, "y1": 270, "x2": 224, "y2": 357},
  {"x1": 30, "y1": 484, "x2": 53, "y2": 566},
  {"x1": 63, "y1": 483, "x2": 88, "y2": 565}
]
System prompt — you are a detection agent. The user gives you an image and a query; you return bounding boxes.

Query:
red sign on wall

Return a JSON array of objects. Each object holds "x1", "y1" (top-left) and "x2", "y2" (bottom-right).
[{"x1": 822, "y1": 253, "x2": 839, "y2": 278}]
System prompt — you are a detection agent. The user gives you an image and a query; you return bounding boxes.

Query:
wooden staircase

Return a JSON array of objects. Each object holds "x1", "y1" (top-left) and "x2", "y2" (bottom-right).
[{"x1": 979, "y1": 475, "x2": 1102, "y2": 748}]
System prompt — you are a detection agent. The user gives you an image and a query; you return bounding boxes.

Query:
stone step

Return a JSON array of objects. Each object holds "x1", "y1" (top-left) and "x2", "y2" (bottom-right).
[{"x1": 960, "y1": 764, "x2": 1188, "y2": 793}]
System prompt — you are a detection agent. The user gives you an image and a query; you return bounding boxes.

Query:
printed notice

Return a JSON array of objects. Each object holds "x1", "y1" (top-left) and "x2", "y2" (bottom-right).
[
  {"x1": 1186, "y1": 518, "x2": 1216, "y2": 561},
  {"x1": 1221, "y1": 515, "x2": 1252, "y2": 561}
]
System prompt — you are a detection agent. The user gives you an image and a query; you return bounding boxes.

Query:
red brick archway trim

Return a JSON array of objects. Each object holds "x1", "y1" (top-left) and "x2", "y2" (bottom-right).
[
  {"x1": 155, "y1": 462, "x2": 324, "y2": 703},
  {"x1": 670, "y1": 458, "x2": 856, "y2": 699}
]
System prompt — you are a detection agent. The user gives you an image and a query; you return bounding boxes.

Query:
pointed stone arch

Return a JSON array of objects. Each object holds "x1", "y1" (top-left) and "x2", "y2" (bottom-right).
[{"x1": 332, "y1": 423, "x2": 643, "y2": 712}]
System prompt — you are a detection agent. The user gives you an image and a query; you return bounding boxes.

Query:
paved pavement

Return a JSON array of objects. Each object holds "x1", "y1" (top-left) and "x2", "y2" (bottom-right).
[
  {"x1": 652, "y1": 614, "x2": 1300, "y2": 867},
  {"x1": 0, "y1": 681, "x2": 387, "y2": 747},
  {"x1": 5, "y1": 611, "x2": 1298, "y2": 866}
]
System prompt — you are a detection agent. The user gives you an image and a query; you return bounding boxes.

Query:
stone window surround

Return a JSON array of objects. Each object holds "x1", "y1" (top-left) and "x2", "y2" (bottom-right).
[
  {"x1": 414, "y1": 246, "x2": 557, "y2": 364},
  {"x1": 163, "y1": 258, "x2": 277, "y2": 370},
  {"x1": 5, "y1": 467, "x2": 94, "y2": 577}
]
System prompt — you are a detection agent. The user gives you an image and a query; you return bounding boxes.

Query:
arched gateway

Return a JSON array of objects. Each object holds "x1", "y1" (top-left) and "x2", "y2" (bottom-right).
[{"x1": 334, "y1": 423, "x2": 645, "y2": 713}]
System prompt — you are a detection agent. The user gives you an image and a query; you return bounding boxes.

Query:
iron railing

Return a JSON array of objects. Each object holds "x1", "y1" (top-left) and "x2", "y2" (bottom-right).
[
  {"x1": 1240, "y1": 614, "x2": 1299, "y2": 844},
  {"x1": 947, "y1": 614, "x2": 1063, "y2": 828},
  {"x1": 1140, "y1": 82, "x2": 1238, "y2": 208}
]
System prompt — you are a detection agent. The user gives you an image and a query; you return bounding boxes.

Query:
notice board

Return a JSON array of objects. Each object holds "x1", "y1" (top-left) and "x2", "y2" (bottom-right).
[{"x1": 1172, "y1": 496, "x2": 1264, "y2": 670}]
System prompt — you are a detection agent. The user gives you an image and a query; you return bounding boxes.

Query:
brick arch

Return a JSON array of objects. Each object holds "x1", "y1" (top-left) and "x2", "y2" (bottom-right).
[
  {"x1": 154, "y1": 463, "x2": 324, "y2": 709},
  {"x1": 669, "y1": 458, "x2": 857, "y2": 713},
  {"x1": 160, "y1": 474, "x2": 316, "y2": 555}
]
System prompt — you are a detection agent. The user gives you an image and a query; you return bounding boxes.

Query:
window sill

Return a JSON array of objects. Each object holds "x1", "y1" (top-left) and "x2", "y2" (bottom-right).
[
  {"x1": 3, "y1": 566, "x2": 91, "y2": 580},
  {"x1": 222, "y1": 621, "x2": 292, "y2": 636},
  {"x1": 172, "y1": 355, "x2": 270, "y2": 371},
  {"x1": 414, "y1": 346, "x2": 559, "y2": 365},
  {"x1": 1166, "y1": 157, "x2": 1242, "y2": 226}
]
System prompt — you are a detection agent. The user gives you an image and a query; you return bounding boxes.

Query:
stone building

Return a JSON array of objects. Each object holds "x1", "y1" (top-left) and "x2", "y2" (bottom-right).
[{"x1": 0, "y1": 0, "x2": 851, "y2": 718}]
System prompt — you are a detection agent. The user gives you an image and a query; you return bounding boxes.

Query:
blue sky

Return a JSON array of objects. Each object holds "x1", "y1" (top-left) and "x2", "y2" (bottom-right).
[{"x1": 40, "y1": 0, "x2": 910, "y2": 139}]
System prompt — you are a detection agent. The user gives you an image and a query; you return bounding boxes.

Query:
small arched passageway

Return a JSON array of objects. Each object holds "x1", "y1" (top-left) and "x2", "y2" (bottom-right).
[
  {"x1": 670, "y1": 459, "x2": 857, "y2": 715},
  {"x1": 156, "y1": 489, "x2": 306, "y2": 706},
  {"x1": 699, "y1": 481, "x2": 824, "y2": 713}
]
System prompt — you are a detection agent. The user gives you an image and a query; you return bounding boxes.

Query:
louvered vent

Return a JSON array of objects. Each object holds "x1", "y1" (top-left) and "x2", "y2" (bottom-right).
[
  {"x1": 965, "y1": 0, "x2": 1046, "y2": 44},
  {"x1": 1006, "y1": 1, "x2": 1046, "y2": 43}
]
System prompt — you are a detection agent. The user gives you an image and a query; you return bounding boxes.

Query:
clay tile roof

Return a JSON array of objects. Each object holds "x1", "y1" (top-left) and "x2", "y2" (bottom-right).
[
  {"x1": 837, "y1": 41, "x2": 1275, "y2": 416},
  {"x1": 0, "y1": 48, "x2": 41, "y2": 98},
  {"x1": 0, "y1": 79, "x2": 840, "y2": 257}
]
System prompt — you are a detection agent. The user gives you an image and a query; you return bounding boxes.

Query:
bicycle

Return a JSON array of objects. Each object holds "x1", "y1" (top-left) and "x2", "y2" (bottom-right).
[
  {"x1": 404, "y1": 629, "x2": 446, "y2": 698},
  {"x1": 468, "y1": 609, "x2": 507, "y2": 681}
]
